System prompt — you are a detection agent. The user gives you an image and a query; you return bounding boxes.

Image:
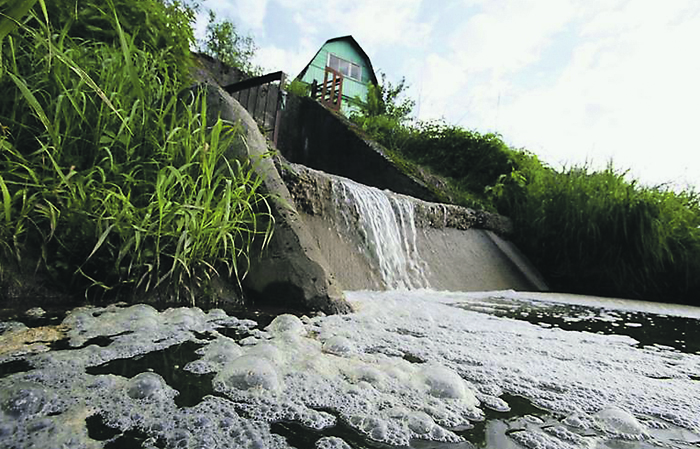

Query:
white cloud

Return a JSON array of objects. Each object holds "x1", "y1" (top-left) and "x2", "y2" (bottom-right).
[
  {"x1": 413, "y1": 0, "x2": 577, "y2": 129},
  {"x1": 254, "y1": 42, "x2": 316, "y2": 76},
  {"x1": 201, "y1": 0, "x2": 268, "y2": 33},
  {"x1": 451, "y1": 0, "x2": 576, "y2": 75},
  {"x1": 410, "y1": 53, "x2": 471, "y2": 121},
  {"x1": 270, "y1": 0, "x2": 432, "y2": 53},
  {"x1": 490, "y1": 0, "x2": 700, "y2": 186}
]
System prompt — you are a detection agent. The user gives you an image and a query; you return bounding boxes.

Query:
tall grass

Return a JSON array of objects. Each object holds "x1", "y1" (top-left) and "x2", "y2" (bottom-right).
[
  {"x1": 495, "y1": 162, "x2": 700, "y2": 303},
  {"x1": 0, "y1": 4, "x2": 272, "y2": 304}
]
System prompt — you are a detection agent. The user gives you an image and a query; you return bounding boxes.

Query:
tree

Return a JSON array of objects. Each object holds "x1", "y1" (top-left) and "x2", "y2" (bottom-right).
[{"x1": 200, "y1": 10, "x2": 259, "y2": 74}]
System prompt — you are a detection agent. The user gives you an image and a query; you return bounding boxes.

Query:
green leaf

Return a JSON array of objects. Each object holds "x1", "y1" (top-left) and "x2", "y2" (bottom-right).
[
  {"x1": 86, "y1": 223, "x2": 115, "y2": 261},
  {"x1": 107, "y1": 0, "x2": 143, "y2": 98},
  {"x1": 52, "y1": 50, "x2": 132, "y2": 135}
]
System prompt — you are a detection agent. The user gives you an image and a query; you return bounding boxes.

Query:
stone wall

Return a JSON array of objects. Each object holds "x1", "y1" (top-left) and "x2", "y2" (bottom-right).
[
  {"x1": 199, "y1": 84, "x2": 352, "y2": 315},
  {"x1": 280, "y1": 162, "x2": 514, "y2": 236}
]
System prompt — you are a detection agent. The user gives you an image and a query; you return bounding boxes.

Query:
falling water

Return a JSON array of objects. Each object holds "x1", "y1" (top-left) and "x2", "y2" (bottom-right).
[{"x1": 331, "y1": 177, "x2": 429, "y2": 290}]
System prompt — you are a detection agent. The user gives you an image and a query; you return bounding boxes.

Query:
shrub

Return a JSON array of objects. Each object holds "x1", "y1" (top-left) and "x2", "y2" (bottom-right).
[
  {"x1": 43, "y1": 0, "x2": 198, "y2": 81},
  {"x1": 285, "y1": 79, "x2": 310, "y2": 97},
  {"x1": 401, "y1": 122, "x2": 514, "y2": 195}
]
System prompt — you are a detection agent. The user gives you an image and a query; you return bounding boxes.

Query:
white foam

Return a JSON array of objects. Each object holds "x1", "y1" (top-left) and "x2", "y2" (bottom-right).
[
  {"x1": 3, "y1": 293, "x2": 700, "y2": 448},
  {"x1": 322, "y1": 335, "x2": 356, "y2": 356},
  {"x1": 184, "y1": 336, "x2": 243, "y2": 374},
  {"x1": 315, "y1": 436, "x2": 352, "y2": 449},
  {"x1": 594, "y1": 406, "x2": 648, "y2": 437},
  {"x1": 265, "y1": 314, "x2": 306, "y2": 337},
  {"x1": 126, "y1": 372, "x2": 173, "y2": 401},
  {"x1": 216, "y1": 355, "x2": 282, "y2": 392}
]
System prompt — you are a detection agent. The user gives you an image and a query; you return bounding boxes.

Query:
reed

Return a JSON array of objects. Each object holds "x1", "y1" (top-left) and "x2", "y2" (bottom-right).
[
  {"x1": 0, "y1": 3, "x2": 272, "y2": 303},
  {"x1": 495, "y1": 161, "x2": 700, "y2": 303}
]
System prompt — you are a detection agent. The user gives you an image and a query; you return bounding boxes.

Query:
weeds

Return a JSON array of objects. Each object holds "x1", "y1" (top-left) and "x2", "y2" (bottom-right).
[
  {"x1": 494, "y1": 163, "x2": 700, "y2": 303},
  {"x1": 0, "y1": 3, "x2": 272, "y2": 304}
]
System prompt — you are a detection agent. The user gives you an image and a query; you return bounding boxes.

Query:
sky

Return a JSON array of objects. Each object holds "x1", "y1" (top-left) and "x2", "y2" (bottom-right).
[{"x1": 196, "y1": 0, "x2": 700, "y2": 190}]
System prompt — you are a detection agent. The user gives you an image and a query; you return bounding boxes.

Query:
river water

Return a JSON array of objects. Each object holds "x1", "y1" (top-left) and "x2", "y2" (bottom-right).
[{"x1": 1, "y1": 289, "x2": 699, "y2": 449}]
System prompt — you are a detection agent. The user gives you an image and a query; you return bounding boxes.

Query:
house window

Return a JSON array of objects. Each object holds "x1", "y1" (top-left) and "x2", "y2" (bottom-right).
[{"x1": 327, "y1": 53, "x2": 362, "y2": 81}]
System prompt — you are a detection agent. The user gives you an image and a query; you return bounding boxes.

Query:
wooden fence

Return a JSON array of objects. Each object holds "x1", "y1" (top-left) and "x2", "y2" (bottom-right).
[{"x1": 224, "y1": 71, "x2": 286, "y2": 146}]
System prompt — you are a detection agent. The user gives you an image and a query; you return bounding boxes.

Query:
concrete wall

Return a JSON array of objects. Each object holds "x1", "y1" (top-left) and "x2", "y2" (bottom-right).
[
  {"x1": 277, "y1": 95, "x2": 439, "y2": 203},
  {"x1": 282, "y1": 163, "x2": 549, "y2": 293},
  {"x1": 302, "y1": 212, "x2": 543, "y2": 292}
]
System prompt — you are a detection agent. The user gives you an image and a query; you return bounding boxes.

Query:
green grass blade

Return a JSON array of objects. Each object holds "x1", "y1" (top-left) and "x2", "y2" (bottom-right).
[
  {"x1": 0, "y1": 0, "x2": 38, "y2": 41},
  {"x1": 107, "y1": 0, "x2": 143, "y2": 98},
  {"x1": 36, "y1": 0, "x2": 47, "y2": 26},
  {"x1": 86, "y1": 223, "x2": 114, "y2": 261},
  {"x1": 0, "y1": 174, "x2": 11, "y2": 223},
  {"x1": 7, "y1": 71, "x2": 57, "y2": 142},
  {"x1": 52, "y1": 50, "x2": 132, "y2": 135}
]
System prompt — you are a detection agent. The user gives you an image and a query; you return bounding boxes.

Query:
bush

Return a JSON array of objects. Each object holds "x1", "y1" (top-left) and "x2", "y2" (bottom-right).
[
  {"x1": 401, "y1": 122, "x2": 514, "y2": 195},
  {"x1": 285, "y1": 79, "x2": 310, "y2": 97},
  {"x1": 43, "y1": 0, "x2": 198, "y2": 81}
]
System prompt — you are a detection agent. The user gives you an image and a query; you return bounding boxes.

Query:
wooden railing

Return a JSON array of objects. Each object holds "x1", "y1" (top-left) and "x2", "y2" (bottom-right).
[
  {"x1": 224, "y1": 71, "x2": 286, "y2": 145},
  {"x1": 311, "y1": 67, "x2": 344, "y2": 111}
]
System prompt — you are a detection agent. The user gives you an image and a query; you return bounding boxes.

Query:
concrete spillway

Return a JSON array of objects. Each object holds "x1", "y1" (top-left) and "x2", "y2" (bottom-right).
[{"x1": 283, "y1": 163, "x2": 548, "y2": 293}]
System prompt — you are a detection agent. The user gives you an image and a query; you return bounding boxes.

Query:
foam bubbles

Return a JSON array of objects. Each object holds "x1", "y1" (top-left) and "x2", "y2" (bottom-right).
[
  {"x1": 2, "y1": 293, "x2": 700, "y2": 449},
  {"x1": 265, "y1": 314, "x2": 306, "y2": 337},
  {"x1": 594, "y1": 406, "x2": 648, "y2": 437},
  {"x1": 315, "y1": 436, "x2": 352, "y2": 449},
  {"x1": 217, "y1": 355, "x2": 281, "y2": 392},
  {"x1": 1, "y1": 382, "x2": 49, "y2": 419},
  {"x1": 185, "y1": 337, "x2": 243, "y2": 374},
  {"x1": 420, "y1": 364, "x2": 477, "y2": 401},
  {"x1": 322, "y1": 335, "x2": 355, "y2": 356},
  {"x1": 126, "y1": 372, "x2": 169, "y2": 400}
]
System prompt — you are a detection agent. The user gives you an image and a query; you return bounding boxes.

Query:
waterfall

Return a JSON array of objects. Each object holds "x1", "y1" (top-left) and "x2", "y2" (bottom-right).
[{"x1": 331, "y1": 178, "x2": 430, "y2": 290}]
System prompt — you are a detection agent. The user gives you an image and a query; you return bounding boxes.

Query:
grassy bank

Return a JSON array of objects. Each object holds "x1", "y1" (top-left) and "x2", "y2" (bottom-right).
[
  {"x1": 0, "y1": 1, "x2": 272, "y2": 304},
  {"x1": 352, "y1": 82, "x2": 700, "y2": 305}
]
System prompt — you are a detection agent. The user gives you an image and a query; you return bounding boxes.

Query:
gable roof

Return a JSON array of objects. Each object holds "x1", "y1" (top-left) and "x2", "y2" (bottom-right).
[{"x1": 296, "y1": 35, "x2": 378, "y2": 85}]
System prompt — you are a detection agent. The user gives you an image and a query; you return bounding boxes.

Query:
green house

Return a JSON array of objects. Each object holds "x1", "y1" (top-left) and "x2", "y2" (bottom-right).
[{"x1": 296, "y1": 35, "x2": 378, "y2": 114}]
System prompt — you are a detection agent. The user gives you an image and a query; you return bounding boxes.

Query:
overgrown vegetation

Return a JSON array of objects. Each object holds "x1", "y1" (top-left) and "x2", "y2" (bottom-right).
[
  {"x1": 352, "y1": 73, "x2": 700, "y2": 304},
  {"x1": 494, "y1": 162, "x2": 700, "y2": 303},
  {"x1": 0, "y1": 0, "x2": 272, "y2": 303}
]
